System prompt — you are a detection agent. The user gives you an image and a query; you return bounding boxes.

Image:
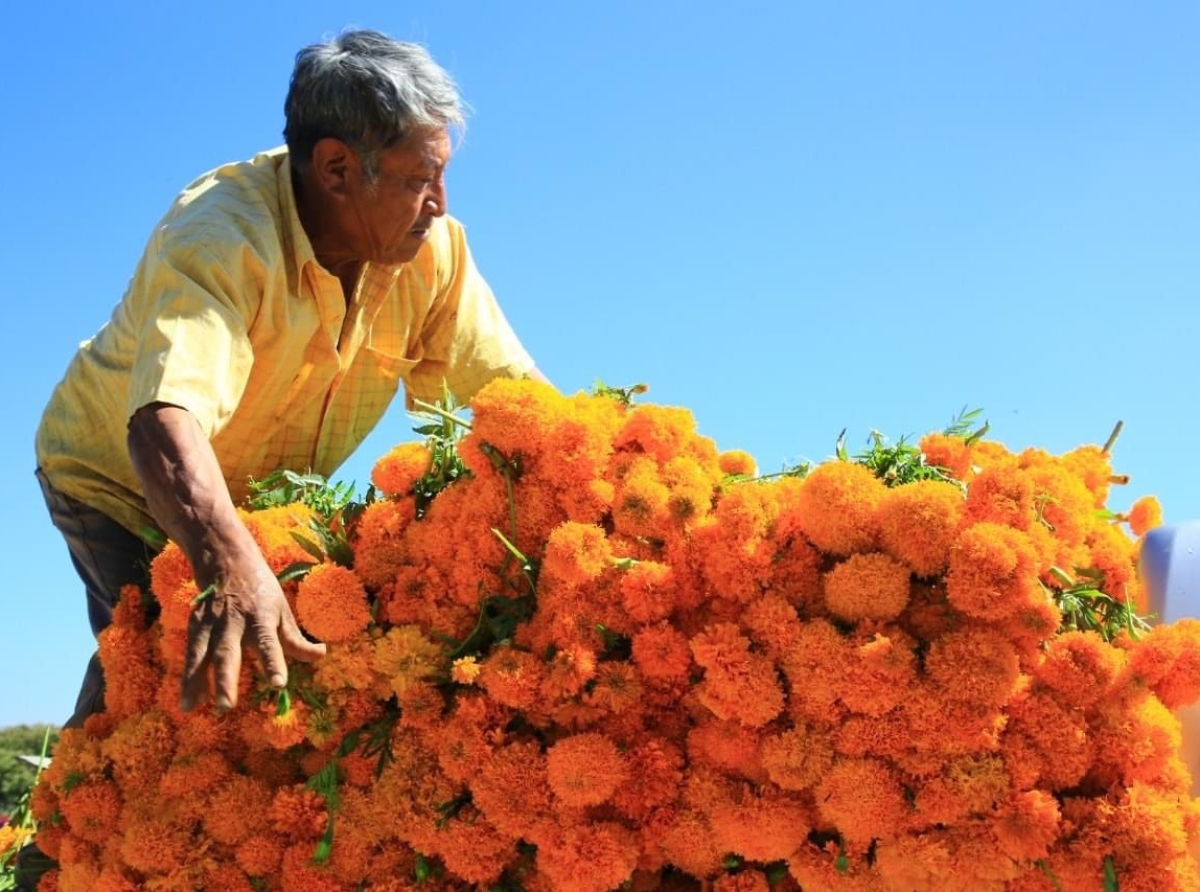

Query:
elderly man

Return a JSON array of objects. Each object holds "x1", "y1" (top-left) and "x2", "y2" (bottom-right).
[{"x1": 34, "y1": 29, "x2": 545, "y2": 731}]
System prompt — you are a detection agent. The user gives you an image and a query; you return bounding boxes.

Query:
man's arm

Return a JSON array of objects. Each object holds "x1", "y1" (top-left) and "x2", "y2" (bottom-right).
[{"x1": 128, "y1": 403, "x2": 326, "y2": 711}]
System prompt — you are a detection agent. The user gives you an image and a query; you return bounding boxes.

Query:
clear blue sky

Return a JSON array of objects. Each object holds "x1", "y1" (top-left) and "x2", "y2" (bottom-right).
[{"x1": 2, "y1": 1, "x2": 1197, "y2": 727}]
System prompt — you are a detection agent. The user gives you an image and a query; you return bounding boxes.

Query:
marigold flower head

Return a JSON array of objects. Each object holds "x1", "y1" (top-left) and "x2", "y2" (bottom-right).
[
  {"x1": 877, "y1": 479, "x2": 964, "y2": 577},
  {"x1": 822, "y1": 551, "x2": 911, "y2": 623},
  {"x1": 59, "y1": 782, "x2": 123, "y2": 844},
  {"x1": 709, "y1": 786, "x2": 811, "y2": 865},
  {"x1": 372, "y1": 624, "x2": 443, "y2": 698},
  {"x1": 472, "y1": 740, "x2": 557, "y2": 842},
  {"x1": 371, "y1": 441, "x2": 433, "y2": 497},
  {"x1": 760, "y1": 723, "x2": 835, "y2": 792},
  {"x1": 540, "y1": 521, "x2": 615, "y2": 588},
  {"x1": 963, "y1": 463, "x2": 1037, "y2": 529},
  {"x1": 295, "y1": 562, "x2": 372, "y2": 643},
  {"x1": 718, "y1": 449, "x2": 757, "y2": 478},
  {"x1": 1034, "y1": 630, "x2": 1125, "y2": 708},
  {"x1": 350, "y1": 497, "x2": 416, "y2": 590},
  {"x1": 546, "y1": 731, "x2": 629, "y2": 807},
  {"x1": 619, "y1": 559, "x2": 677, "y2": 625},
  {"x1": 946, "y1": 522, "x2": 1043, "y2": 621},
  {"x1": 536, "y1": 821, "x2": 641, "y2": 892},
  {"x1": 632, "y1": 622, "x2": 693, "y2": 684},
  {"x1": 1061, "y1": 443, "x2": 1114, "y2": 507},
  {"x1": 1127, "y1": 495, "x2": 1164, "y2": 537},
  {"x1": 918, "y1": 431, "x2": 975, "y2": 480},
  {"x1": 451, "y1": 655, "x2": 482, "y2": 685},
  {"x1": 786, "y1": 459, "x2": 885, "y2": 556},
  {"x1": 816, "y1": 757, "x2": 909, "y2": 849},
  {"x1": 925, "y1": 625, "x2": 1021, "y2": 708},
  {"x1": 992, "y1": 789, "x2": 1061, "y2": 862}
]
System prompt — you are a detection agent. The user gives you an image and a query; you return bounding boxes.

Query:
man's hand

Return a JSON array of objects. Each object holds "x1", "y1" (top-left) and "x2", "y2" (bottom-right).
[
  {"x1": 128, "y1": 402, "x2": 326, "y2": 712},
  {"x1": 183, "y1": 546, "x2": 325, "y2": 711}
]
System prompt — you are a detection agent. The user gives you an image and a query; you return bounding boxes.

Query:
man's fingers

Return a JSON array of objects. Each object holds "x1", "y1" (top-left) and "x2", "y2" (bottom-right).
[
  {"x1": 212, "y1": 614, "x2": 246, "y2": 711},
  {"x1": 181, "y1": 615, "x2": 214, "y2": 711},
  {"x1": 252, "y1": 620, "x2": 289, "y2": 689},
  {"x1": 280, "y1": 607, "x2": 327, "y2": 663}
]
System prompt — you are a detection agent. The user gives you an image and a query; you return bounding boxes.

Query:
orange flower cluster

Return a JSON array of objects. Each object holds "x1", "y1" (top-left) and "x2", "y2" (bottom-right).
[{"x1": 31, "y1": 380, "x2": 1200, "y2": 891}]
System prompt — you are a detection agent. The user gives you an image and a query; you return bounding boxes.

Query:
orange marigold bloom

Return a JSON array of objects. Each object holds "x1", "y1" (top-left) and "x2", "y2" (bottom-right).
[
  {"x1": 351, "y1": 497, "x2": 416, "y2": 590},
  {"x1": 372, "y1": 625, "x2": 444, "y2": 699},
  {"x1": 913, "y1": 753, "x2": 1010, "y2": 827},
  {"x1": 295, "y1": 562, "x2": 372, "y2": 643},
  {"x1": 781, "y1": 618, "x2": 854, "y2": 721},
  {"x1": 963, "y1": 462, "x2": 1037, "y2": 530},
  {"x1": 471, "y1": 740, "x2": 557, "y2": 842},
  {"x1": 619, "y1": 559, "x2": 676, "y2": 625},
  {"x1": 612, "y1": 456, "x2": 673, "y2": 539},
  {"x1": 1061, "y1": 443, "x2": 1113, "y2": 508},
  {"x1": 234, "y1": 834, "x2": 284, "y2": 877},
  {"x1": 1090, "y1": 688, "x2": 1182, "y2": 788},
  {"x1": 925, "y1": 626, "x2": 1021, "y2": 709},
  {"x1": 992, "y1": 789, "x2": 1061, "y2": 862},
  {"x1": 815, "y1": 757, "x2": 909, "y2": 849},
  {"x1": 1130, "y1": 618, "x2": 1200, "y2": 709},
  {"x1": 785, "y1": 459, "x2": 885, "y2": 557},
  {"x1": 718, "y1": 449, "x2": 758, "y2": 478},
  {"x1": 839, "y1": 630, "x2": 918, "y2": 718},
  {"x1": 1002, "y1": 688, "x2": 1094, "y2": 792},
  {"x1": 918, "y1": 432, "x2": 975, "y2": 480},
  {"x1": 540, "y1": 521, "x2": 615, "y2": 588},
  {"x1": 451, "y1": 655, "x2": 482, "y2": 685},
  {"x1": 632, "y1": 622, "x2": 693, "y2": 684},
  {"x1": 709, "y1": 786, "x2": 811, "y2": 865},
  {"x1": 1127, "y1": 494, "x2": 1163, "y2": 537},
  {"x1": 371, "y1": 441, "x2": 432, "y2": 497},
  {"x1": 547, "y1": 732, "x2": 629, "y2": 808},
  {"x1": 610, "y1": 737, "x2": 685, "y2": 822},
  {"x1": 822, "y1": 552, "x2": 911, "y2": 623},
  {"x1": 268, "y1": 784, "x2": 328, "y2": 840},
  {"x1": 760, "y1": 723, "x2": 836, "y2": 792},
  {"x1": 117, "y1": 817, "x2": 194, "y2": 878},
  {"x1": 692, "y1": 625, "x2": 785, "y2": 728},
  {"x1": 739, "y1": 593, "x2": 803, "y2": 660},
  {"x1": 714, "y1": 869, "x2": 771, "y2": 892},
  {"x1": 1034, "y1": 630, "x2": 1125, "y2": 708},
  {"x1": 654, "y1": 808, "x2": 725, "y2": 881},
  {"x1": 536, "y1": 821, "x2": 641, "y2": 892},
  {"x1": 687, "y1": 719, "x2": 767, "y2": 783},
  {"x1": 98, "y1": 591, "x2": 159, "y2": 720},
  {"x1": 946, "y1": 522, "x2": 1043, "y2": 621},
  {"x1": 877, "y1": 479, "x2": 964, "y2": 577},
  {"x1": 478, "y1": 647, "x2": 547, "y2": 712},
  {"x1": 198, "y1": 775, "x2": 272, "y2": 847},
  {"x1": 58, "y1": 782, "x2": 122, "y2": 845},
  {"x1": 280, "y1": 842, "x2": 342, "y2": 892}
]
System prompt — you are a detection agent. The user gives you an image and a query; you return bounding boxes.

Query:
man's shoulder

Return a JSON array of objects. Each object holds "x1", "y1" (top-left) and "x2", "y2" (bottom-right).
[{"x1": 155, "y1": 148, "x2": 291, "y2": 260}]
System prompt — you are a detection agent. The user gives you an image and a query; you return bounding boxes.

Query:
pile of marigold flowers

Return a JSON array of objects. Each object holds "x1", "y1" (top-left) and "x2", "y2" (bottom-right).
[{"x1": 26, "y1": 380, "x2": 1200, "y2": 891}]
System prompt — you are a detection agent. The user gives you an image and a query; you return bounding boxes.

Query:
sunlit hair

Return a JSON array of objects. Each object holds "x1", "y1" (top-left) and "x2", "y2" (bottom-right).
[{"x1": 284, "y1": 29, "x2": 465, "y2": 181}]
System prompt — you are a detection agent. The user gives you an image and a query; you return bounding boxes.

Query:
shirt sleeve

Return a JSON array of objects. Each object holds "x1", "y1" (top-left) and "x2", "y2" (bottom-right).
[
  {"x1": 406, "y1": 220, "x2": 535, "y2": 406},
  {"x1": 126, "y1": 229, "x2": 256, "y2": 437}
]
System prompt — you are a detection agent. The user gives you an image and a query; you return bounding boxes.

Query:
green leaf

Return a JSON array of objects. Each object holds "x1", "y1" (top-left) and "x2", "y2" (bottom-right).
[
  {"x1": 312, "y1": 814, "x2": 335, "y2": 865},
  {"x1": 290, "y1": 531, "x2": 327, "y2": 563},
  {"x1": 277, "y1": 561, "x2": 316, "y2": 584},
  {"x1": 1103, "y1": 855, "x2": 1119, "y2": 892}
]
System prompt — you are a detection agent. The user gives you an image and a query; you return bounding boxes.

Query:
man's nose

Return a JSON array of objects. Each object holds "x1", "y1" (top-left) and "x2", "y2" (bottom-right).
[{"x1": 425, "y1": 179, "x2": 447, "y2": 217}]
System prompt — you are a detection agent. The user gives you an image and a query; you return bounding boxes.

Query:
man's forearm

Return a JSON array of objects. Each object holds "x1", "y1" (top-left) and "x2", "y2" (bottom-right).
[{"x1": 126, "y1": 402, "x2": 257, "y2": 588}]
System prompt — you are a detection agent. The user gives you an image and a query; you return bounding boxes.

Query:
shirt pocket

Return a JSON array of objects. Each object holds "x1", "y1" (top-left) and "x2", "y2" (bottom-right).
[{"x1": 363, "y1": 345, "x2": 420, "y2": 382}]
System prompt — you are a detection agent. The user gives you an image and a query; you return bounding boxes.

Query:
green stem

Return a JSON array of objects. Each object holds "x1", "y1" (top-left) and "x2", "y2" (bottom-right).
[{"x1": 412, "y1": 399, "x2": 473, "y2": 430}]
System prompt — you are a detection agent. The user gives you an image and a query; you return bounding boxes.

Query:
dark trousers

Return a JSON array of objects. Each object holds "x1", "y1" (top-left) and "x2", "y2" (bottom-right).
[{"x1": 35, "y1": 469, "x2": 159, "y2": 728}]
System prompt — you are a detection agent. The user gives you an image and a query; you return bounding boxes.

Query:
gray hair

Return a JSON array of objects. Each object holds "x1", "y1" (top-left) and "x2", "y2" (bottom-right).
[{"x1": 284, "y1": 30, "x2": 466, "y2": 181}]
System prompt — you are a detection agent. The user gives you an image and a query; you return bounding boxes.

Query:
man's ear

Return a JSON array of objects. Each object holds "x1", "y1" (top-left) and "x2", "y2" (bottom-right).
[{"x1": 309, "y1": 138, "x2": 358, "y2": 198}]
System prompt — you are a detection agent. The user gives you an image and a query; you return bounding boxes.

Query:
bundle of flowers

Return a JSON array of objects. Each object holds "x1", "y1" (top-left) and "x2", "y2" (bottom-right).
[{"x1": 28, "y1": 379, "x2": 1200, "y2": 891}]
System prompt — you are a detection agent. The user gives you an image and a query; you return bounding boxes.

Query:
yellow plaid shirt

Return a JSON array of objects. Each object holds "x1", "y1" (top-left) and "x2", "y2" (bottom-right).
[{"x1": 36, "y1": 147, "x2": 534, "y2": 537}]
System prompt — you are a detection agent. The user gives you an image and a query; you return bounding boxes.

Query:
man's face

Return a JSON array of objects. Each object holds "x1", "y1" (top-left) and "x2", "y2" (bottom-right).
[{"x1": 345, "y1": 127, "x2": 451, "y2": 266}]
